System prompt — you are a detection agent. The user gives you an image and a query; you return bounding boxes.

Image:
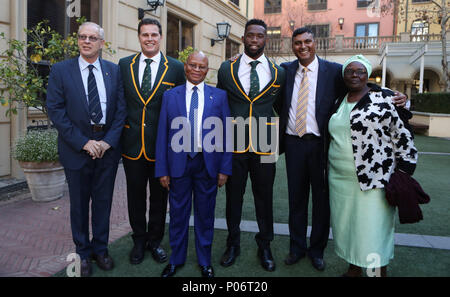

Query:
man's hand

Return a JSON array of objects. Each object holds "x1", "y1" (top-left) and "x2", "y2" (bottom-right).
[
  {"x1": 217, "y1": 173, "x2": 228, "y2": 188},
  {"x1": 96, "y1": 140, "x2": 111, "y2": 158},
  {"x1": 83, "y1": 140, "x2": 101, "y2": 159},
  {"x1": 160, "y1": 176, "x2": 170, "y2": 190},
  {"x1": 392, "y1": 91, "x2": 407, "y2": 108}
]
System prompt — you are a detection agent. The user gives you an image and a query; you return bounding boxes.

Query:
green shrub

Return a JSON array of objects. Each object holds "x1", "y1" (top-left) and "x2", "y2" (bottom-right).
[
  {"x1": 12, "y1": 129, "x2": 59, "y2": 162},
  {"x1": 411, "y1": 92, "x2": 450, "y2": 114}
]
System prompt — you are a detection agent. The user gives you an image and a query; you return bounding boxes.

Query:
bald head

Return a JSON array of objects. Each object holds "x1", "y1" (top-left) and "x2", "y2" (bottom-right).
[{"x1": 184, "y1": 51, "x2": 209, "y2": 85}]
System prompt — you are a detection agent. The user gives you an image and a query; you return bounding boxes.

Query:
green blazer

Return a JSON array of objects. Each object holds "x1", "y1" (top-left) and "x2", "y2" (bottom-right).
[
  {"x1": 217, "y1": 56, "x2": 285, "y2": 155},
  {"x1": 119, "y1": 52, "x2": 185, "y2": 161}
]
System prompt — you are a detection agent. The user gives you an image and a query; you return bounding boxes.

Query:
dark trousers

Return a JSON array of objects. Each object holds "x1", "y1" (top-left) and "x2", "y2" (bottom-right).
[
  {"x1": 64, "y1": 139, "x2": 118, "y2": 260},
  {"x1": 122, "y1": 157, "x2": 168, "y2": 248},
  {"x1": 284, "y1": 134, "x2": 330, "y2": 259},
  {"x1": 225, "y1": 152, "x2": 275, "y2": 249},
  {"x1": 169, "y1": 154, "x2": 217, "y2": 266}
]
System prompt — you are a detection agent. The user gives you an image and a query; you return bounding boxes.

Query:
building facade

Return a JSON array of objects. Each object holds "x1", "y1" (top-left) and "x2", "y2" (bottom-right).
[
  {"x1": 0, "y1": 0, "x2": 253, "y2": 178},
  {"x1": 256, "y1": 0, "x2": 448, "y2": 97}
]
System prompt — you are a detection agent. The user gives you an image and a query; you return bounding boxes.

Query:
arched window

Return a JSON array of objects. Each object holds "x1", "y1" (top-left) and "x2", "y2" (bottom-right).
[{"x1": 411, "y1": 20, "x2": 429, "y2": 42}]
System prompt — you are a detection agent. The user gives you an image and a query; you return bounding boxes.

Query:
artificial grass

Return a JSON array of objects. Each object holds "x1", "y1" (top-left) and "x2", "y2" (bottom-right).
[
  {"x1": 215, "y1": 152, "x2": 450, "y2": 237},
  {"x1": 414, "y1": 135, "x2": 450, "y2": 153},
  {"x1": 54, "y1": 227, "x2": 450, "y2": 277}
]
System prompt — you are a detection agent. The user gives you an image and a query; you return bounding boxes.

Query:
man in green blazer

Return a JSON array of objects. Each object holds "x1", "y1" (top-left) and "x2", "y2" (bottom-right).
[
  {"x1": 119, "y1": 18, "x2": 185, "y2": 265},
  {"x1": 217, "y1": 19, "x2": 285, "y2": 272}
]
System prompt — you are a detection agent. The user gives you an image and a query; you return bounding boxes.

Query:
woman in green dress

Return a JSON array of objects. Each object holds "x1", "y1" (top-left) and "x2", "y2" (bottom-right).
[{"x1": 328, "y1": 55, "x2": 418, "y2": 277}]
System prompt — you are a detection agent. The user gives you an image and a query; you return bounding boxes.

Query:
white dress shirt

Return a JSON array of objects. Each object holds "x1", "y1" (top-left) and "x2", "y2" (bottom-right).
[
  {"x1": 185, "y1": 81, "x2": 205, "y2": 151},
  {"x1": 139, "y1": 51, "x2": 161, "y2": 89},
  {"x1": 78, "y1": 56, "x2": 107, "y2": 125},
  {"x1": 238, "y1": 53, "x2": 272, "y2": 95},
  {"x1": 286, "y1": 56, "x2": 320, "y2": 136}
]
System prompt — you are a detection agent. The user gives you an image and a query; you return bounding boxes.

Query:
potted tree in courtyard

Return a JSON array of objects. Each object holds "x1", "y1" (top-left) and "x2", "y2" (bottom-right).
[{"x1": 0, "y1": 18, "x2": 115, "y2": 201}]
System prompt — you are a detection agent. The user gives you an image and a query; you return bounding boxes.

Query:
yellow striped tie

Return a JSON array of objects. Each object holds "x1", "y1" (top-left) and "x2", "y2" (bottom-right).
[{"x1": 295, "y1": 67, "x2": 310, "y2": 137}]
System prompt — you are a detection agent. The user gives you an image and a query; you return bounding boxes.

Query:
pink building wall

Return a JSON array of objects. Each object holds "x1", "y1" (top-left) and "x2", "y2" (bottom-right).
[{"x1": 254, "y1": 0, "x2": 395, "y2": 38}]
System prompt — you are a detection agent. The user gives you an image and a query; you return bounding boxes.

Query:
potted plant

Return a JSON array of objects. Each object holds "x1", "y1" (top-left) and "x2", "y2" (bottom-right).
[
  {"x1": 0, "y1": 18, "x2": 115, "y2": 201},
  {"x1": 12, "y1": 129, "x2": 64, "y2": 202}
]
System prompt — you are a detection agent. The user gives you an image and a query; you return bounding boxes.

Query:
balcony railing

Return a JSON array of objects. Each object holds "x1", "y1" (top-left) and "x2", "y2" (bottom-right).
[{"x1": 265, "y1": 33, "x2": 442, "y2": 55}]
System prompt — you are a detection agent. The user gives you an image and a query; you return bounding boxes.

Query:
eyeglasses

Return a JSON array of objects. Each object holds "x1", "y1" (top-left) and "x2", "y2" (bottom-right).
[
  {"x1": 78, "y1": 35, "x2": 102, "y2": 42},
  {"x1": 344, "y1": 69, "x2": 367, "y2": 77}
]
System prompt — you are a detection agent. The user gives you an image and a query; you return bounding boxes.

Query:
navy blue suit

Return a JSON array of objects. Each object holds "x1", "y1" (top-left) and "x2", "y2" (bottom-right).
[
  {"x1": 155, "y1": 84, "x2": 232, "y2": 266},
  {"x1": 279, "y1": 57, "x2": 346, "y2": 259},
  {"x1": 47, "y1": 57, "x2": 127, "y2": 259}
]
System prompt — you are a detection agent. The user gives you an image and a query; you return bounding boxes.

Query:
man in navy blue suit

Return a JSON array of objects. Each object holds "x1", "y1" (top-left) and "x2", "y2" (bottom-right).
[
  {"x1": 47, "y1": 22, "x2": 127, "y2": 277},
  {"x1": 278, "y1": 27, "x2": 406, "y2": 271},
  {"x1": 155, "y1": 51, "x2": 232, "y2": 277}
]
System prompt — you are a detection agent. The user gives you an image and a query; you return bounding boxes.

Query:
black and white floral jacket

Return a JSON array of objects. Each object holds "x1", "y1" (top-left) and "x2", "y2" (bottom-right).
[{"x1": 331, "y1": 84, "x2": 418, "y2": 191}]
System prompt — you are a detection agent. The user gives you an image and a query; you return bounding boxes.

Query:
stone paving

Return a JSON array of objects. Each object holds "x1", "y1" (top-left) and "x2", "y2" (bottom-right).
[{"x1": 0, "y1": 164, "x2": 449, "y2": 277}]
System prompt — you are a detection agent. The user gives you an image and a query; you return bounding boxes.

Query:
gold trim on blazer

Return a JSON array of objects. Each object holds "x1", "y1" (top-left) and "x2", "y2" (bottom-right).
[
  {"x1": 122, "y1": 53, "x2": 170, "y2": 162},
  {"x1": 230, "y1": 59, "x2": 279, "y2": 155}
]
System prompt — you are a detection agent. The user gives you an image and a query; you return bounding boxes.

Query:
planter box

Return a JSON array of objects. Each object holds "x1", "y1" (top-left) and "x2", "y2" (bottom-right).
[
  {"x1": 411, "y1": 111, "x2": 450, "y2": 138},
  {"x1": 19, "y1": 161, "x2": 65, "y2": 202}
]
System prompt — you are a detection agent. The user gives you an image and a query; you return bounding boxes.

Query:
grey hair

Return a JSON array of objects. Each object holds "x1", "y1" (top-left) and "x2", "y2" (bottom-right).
[{"x1": 78, "y1": 22, "x2": 105, "y2": 40}]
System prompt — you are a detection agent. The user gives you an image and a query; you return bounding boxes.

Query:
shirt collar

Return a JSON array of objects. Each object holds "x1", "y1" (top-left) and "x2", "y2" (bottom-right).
[
  {"x1": 298, "y1": 55, "x2": 318, "y2": 73},
  {"x1": 186, "y1": 80, "x2": 205, "y2": 93},
  {"x1": 242, "y1": 52, "x2": 266, "y2": 66},
  {"x1": 79, "y1": 56, "x2": 100, "y2": 71},
  {"x1": 140, "y1": 51, "x2": 161, "y2": 65}
]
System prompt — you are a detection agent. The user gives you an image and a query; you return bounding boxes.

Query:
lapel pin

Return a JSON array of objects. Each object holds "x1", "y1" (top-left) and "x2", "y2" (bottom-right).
[
  {"x1": 210, "y1": 96, "x2": 213, "y2": 100},
  {"x1": 106, "y1": 72, "x2": 109, "y2": 76}
]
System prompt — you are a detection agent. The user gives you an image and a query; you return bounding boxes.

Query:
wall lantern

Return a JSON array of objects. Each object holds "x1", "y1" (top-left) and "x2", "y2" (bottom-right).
[
  {"x1": 338, "y1": 17, "x2": 344, "y2": 30},
  {"x1": 211, "y1": 22, "x2": 231, "y2": 47},
  {"x1": 138, "y1": 0, "x2": 165, "y2": 20},
  {"x1": 289, "y1": 20, "x2": 296, "y2": 32}
]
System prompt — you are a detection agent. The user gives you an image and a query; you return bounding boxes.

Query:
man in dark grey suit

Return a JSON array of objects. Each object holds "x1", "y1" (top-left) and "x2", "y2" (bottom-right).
[{"x1": 47, "y1": 22, "x2": 127, "y2": 277}]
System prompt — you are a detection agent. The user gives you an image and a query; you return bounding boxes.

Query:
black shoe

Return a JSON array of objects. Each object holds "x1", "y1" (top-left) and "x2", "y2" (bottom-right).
[
  {"x1": 80, "y1": 258, "x2": 92, "y2": 277},
  {"x1": 220, "y1": 246, "x2": 240, "y2": 267},
  {"x1": 200, "y1": 265, "x2": 214, "y2": 277},
  {"x1": 257, "y1": 248, "x2": 276, "y2": 272},
  {"x1": 310, "y1": 257, "x2": 326, "y2": 271},
  {"x1": 129, "y1": 244, "x2": 145, "y2": 265},
  {"x1": 161, "y1": 264, "x2": 183, "y2": 277},
  {"x1": 148, "y1": 245, "x2": 168, "y2": 263},
  {"x1": 284, "y1": 252, "x2": 305, "y2": 265},
  {"x1": 91, "y1": 253, "x2": 114, "y2": 271}
]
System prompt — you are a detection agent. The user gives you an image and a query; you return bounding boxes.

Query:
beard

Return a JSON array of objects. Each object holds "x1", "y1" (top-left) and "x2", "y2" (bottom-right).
[{"x1": 244, "y1": 43, "x2": 266, "y2": 59}]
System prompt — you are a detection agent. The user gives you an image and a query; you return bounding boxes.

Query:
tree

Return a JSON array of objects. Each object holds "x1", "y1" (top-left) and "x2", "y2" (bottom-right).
[{"x1": 0, "y1": 18, "x2": 116, "y2": 126}]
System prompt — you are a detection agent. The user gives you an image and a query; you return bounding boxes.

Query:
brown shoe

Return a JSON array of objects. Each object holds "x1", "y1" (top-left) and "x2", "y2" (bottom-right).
[{"x1": 92, "y1": 253, "x2": 114, "y2": 271}]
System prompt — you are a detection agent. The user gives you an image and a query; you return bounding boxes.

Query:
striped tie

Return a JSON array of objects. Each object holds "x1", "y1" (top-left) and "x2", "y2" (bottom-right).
[
  {"x1": 141, "y1": 58, "x2": 153, "y2": 100},
  {"x1": 295, "y1": 67, "x2": 310, "y2": 137},
  {"x1": 88, "y1": 65, "x2": 103, "y2": 124},
  {"x1": 189, "y1": 86, "x2": 199, "y2": 159},
  {"x1": 248, "y1": 60, "x2": 260, "y2": 99}
]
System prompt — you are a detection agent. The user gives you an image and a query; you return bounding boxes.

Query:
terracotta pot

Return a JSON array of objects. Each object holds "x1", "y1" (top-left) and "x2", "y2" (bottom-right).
[{"x1": 19, "y1": 161, "x2": 65, "y2": 202}]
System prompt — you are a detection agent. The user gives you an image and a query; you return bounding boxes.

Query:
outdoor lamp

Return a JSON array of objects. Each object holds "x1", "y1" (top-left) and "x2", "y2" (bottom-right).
[
  {"x1": 376, "y1": 76, "x2": 381, "y2": 84},
  {"x1": 289, "y1": 20, "x2": 296, "y2": 31},
  {"x1": 338, "y1": 17, "x2": 344, "y2": 30},
  {"x1": 211, "y1": 22, "x2": 231, "y2": 47},
  {"x1": 138, "y1": 0, "x2": 165, "y2": 20}
]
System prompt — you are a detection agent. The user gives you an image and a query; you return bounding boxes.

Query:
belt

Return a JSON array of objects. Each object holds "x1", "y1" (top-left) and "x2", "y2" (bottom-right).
[
  {"x1": 91, "y1": 124, "x2": 104, "y2": 132},
  {"x1": 287, "y1": 133, "x2": 319, "y2": 141}
]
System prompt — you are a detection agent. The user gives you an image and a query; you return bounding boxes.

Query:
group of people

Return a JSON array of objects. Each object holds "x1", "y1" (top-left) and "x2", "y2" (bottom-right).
[{"x1": 46, "y1": 17, "x2": 417, "y2": 278}]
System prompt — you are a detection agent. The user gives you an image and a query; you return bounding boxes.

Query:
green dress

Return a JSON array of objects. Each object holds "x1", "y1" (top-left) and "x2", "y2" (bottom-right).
[{"x1": 328, "y1": 95, "x2": 395, "y2": 268}]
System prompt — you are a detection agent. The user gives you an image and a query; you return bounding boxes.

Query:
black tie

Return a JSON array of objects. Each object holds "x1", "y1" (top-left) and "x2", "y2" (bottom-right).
[
  {"x1": 249, "y1": 60, "x2": 260, "y2": 99},
  {"x1": 141, "y1": 58, "x2": 153, "y2": 100},
  {"x1": 88, "y1": 65, "x2": 103, "y2": 124}
]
